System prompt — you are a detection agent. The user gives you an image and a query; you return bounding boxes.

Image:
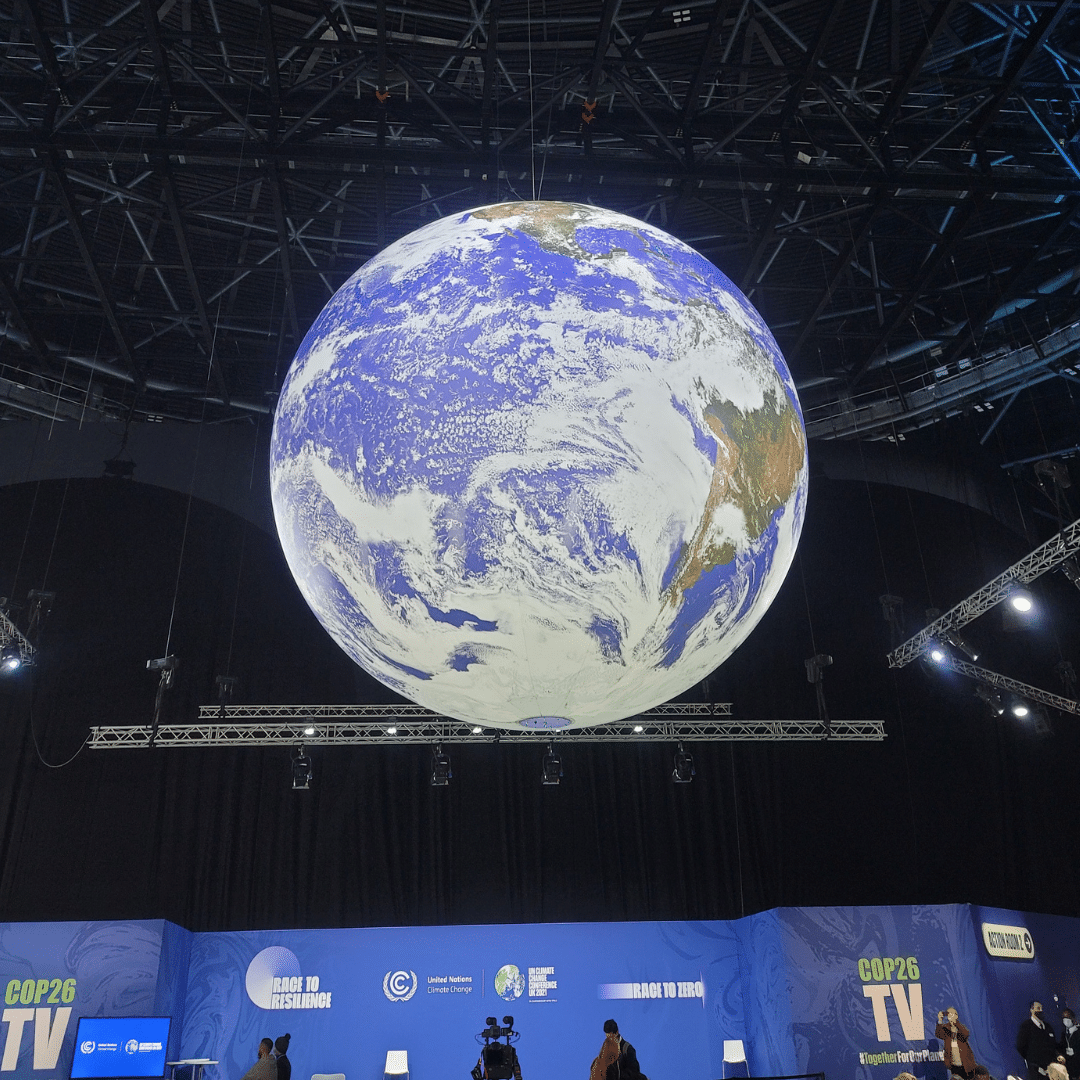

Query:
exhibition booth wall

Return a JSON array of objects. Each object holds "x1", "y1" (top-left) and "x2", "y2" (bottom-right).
[{"x1": 0, "y1": 904, "x2": 1075, "y2": 1080}]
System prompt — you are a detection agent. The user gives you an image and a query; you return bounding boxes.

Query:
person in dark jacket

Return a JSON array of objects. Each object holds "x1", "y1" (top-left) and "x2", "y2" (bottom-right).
[
  {"x1": 601, "y1": 1020, "x2": 647, "y2": 1080},
  {"x1": 1018, "y1": 1002, "x2": 1063, "y2": 1080},
  {"x1": 1060, "y1": 1011, "x2": 1080, "y2": 1080},
  {"x1": 273, "y1": 1035, "x2": 291, "y2": 1080}
]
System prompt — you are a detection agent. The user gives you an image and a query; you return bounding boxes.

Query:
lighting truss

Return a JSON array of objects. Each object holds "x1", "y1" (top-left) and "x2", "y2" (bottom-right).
[
  {"x1": 933, "y1": 655, "x2": 1080, "y2": 716},
  {"x1": 888, "y1": 516, "x2": 1080, "y2": 668},
  {"x1": 87, "y1": 703, "x2": 885, "y2": 747},
  {"x1": 196, "y1": 703, "x2": 732, "y2": 721},
  {"x1": 0, "y1": 609, "x2": 34, "y2": 667}
]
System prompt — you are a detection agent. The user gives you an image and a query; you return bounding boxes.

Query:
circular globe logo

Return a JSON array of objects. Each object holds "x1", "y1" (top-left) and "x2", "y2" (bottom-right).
[
  {"x1": 494, "y1": 964, "x2": 524, "y2": 1001},
  {"x1": 124, "y1": 1041, "x2": 139, "y2": 1055},
  {"x1": 245, "y1": 946, "x2": 302, "y2": 1009},
  {"x1": 382, "y1": 970, "x2": 417, "y2": 1002},
  {"x1": 271, "y1": 201, "x2": 807, "y2": 729},
  {"x1": 80, "y1": 1042, "x2": 95, "y2": 1055}
]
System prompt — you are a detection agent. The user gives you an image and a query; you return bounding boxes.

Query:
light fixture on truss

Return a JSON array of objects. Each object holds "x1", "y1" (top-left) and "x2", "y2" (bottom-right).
[
  {"x1": 292, "y1": 746, "x2": 312, "y2": 790},
  {"x1": 890, "y1": 517, "x2": 1080, "y2": 719},
  {"x1": 0, "y1": 608, "x2": 34, "y2": 676},
  {"x1": 541, "y1": 742, "x2": 562, "y2": 786}
]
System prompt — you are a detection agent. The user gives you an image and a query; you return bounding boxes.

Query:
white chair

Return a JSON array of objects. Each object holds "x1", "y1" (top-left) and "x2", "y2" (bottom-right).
[
  {"x1": 722, "y1": 1040, "x2": 747, "y2": 1079},
  {"x1": 384, "y1": 1052, "x2": 408, "y2": 1080}
]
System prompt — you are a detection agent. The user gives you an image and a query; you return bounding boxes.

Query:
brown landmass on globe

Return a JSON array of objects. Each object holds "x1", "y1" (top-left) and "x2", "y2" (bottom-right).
[
  {"x1": 473, "y1": 201, "x2": 589, "y2": 258},
  {"x1": 666, "y1": 386, "x2": 806, "y2": 601}
]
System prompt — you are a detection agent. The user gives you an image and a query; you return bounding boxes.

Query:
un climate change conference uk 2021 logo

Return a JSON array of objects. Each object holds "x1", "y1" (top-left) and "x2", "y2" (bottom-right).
[
  {"x1": 383, "y1": 971, "x2": 417, "y2": 1002},
  {"x1": 246, "y1": 947, "x2": 332, "y2": 1010}
]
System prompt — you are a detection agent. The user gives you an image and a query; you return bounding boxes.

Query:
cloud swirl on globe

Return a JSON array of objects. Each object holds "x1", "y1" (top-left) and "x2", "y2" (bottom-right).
[{"x1": 270, "y1": 201, "x2": 807, "y2": 729}]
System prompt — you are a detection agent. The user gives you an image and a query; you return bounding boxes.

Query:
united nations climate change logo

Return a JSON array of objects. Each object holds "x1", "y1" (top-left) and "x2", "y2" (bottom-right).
[
  {"x1": 246, "y1": 946, "x2": 302, "y2": 1009},
  {"x1": 124, "y1": 1041, "x2": 139, "y2": 1055},
  {"x1": 80, "y1": 1042, "x2": 95, "y2": 1055},
  {"x1": 494, "y1": 965, "x2": 524, "y2": 1002},
  {"x1": 383, "y1": 971, "x2": 417, "y2": 1002}
]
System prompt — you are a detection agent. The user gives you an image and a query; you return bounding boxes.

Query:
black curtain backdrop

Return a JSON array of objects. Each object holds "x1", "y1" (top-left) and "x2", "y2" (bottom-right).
[{"x1": 1, "y1": 449, "x2": 1078, "y2": 932}]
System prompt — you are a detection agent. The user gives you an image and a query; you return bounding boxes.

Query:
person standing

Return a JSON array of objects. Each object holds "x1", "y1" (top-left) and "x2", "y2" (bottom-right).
[
  {"x1": 1060, "y1": 1011, "x2": 1080, "y2": 1080},
  {"x1": 936, "y1": 1007, "x2": 976, "y2": 1080},
  {"x1": 240, "y1": 1040, "x2": 277, "y2": 1080},
  {"x1": 600, "y1": 1020, "x2": 648, "y2": 1080},
  {"x1": 274, "y1": 1035, "x2": 291, "y2": 1080},
  {"x1": 590, "y1": 1027, "x2": 620, "y2": 1080},
  {"x1": 1018, "y1": 1002, "x2": 1061, "y2": 1080}
]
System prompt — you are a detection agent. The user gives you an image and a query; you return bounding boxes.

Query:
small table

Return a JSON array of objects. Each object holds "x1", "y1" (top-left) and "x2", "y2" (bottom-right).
[{"x1": 167, "y1": 1059, "x2": 218, "y2": 1080}]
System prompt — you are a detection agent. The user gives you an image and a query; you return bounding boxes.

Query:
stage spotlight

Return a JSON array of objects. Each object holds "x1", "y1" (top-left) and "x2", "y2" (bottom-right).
[
  {"x1": 1007, "y1": 585, "x2": 1034, "y2": 613},
  {"x1": 292, "y1": 745, "x2": 312, "y2": 790},
  {"x1": 1011, "y1": 700, "x2": 1031, "y2": 719},
  {"x1": 541, "y1": 741, "x2": 562, "y2": 786},
  {"x1": 471, "y1": 726, "x2": 483, "y2": 734},
  {"x1": 431, "y1": 743, "x2": 451, "y2": 787},
  {"x1": 943, "y1": 630, "x2": 979, "y2": 662},
  {"x1": 633, "y1": 724, "x2": 644, "y2": 733},
  {"x1": 0, "y1": 645, "x2": 23, "y2": 674},
  {"x1": 303, "y1": 724, "x2": 316, "y2": 736},
  {"x1": 974, "y1": 684, "x2": 1005, "y2": 716},
  {"x1": 672, "y1": 741, "x2": 695, "y2": 783},
  {"x1": 926, "y1": 643, "x2": 950, "y2": 665},
  {"x1": 386, "y1": 726, "x2": 397, "y2": 735}
]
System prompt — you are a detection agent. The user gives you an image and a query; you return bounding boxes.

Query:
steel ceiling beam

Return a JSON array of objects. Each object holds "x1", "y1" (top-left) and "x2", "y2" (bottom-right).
[
  {"x1": 851, "y1": 193, "x2": 986, "y2": 386},
  {"x1": 682, "y1": 0, "x2": 737, "y2": 130},
  {"x1": 977, "y1": 0, "x2": 1074, "y2": 132},
  {"x1": 0, "y1": 264, "x2": 57, "y2": 374},
  {"x1": 44, "y1": 152, "x2": 147, "y2": 391},
  {"x1": 788, "y1": 190, "x2": 887, "y2": 362},
  {"x1": 15, "y1": 0, "x2": 68, "y2": 97},
  {"x1": 479, "y1": 0, "x2": 501, "y2": 150},
  {"x1": 158, "y1": 164, "x2": 232, "y2": 406},
  {"x1": 939, "y1": 198, "x2": 1080, "y2": 368},
  {"x1": 876, "y1": 0, "x2": 964, "y2": 139}
]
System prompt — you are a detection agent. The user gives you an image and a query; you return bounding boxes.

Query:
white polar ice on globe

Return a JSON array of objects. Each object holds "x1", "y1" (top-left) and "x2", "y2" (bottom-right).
[{"x1": 270, "y1": 201, "x2": 808, "y2": 729}]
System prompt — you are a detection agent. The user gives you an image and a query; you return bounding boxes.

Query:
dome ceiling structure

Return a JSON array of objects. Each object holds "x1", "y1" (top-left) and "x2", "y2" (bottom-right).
[{"x1": 0, "y1": 0, "x2": 1078, "y2": 465}]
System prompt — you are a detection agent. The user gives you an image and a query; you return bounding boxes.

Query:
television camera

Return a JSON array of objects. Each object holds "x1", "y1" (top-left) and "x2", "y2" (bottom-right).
[{"x1": 471, "y1": 1016, "x2": 521, "y2": 1080}]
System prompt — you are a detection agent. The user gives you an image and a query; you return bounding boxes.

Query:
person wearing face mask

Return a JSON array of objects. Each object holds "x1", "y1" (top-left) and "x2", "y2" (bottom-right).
[
  {"x1": 1018, "y1": 1002, "x2": 1062, "y2": 1080},
  {"x1": 1059, "y1": 1011, "x2": 1080, "y2": 1080}
]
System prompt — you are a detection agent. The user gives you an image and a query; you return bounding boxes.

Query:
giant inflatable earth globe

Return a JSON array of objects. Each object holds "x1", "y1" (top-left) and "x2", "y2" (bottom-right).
[{"x1": 270, "y1": 201, "x2": 807, "y2": 730}]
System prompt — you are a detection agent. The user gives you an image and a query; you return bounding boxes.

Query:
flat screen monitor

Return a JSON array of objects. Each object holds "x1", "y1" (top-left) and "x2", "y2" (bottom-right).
[{"x1": 69, "y1": 1017, "x2": 171, "y2": 1079}]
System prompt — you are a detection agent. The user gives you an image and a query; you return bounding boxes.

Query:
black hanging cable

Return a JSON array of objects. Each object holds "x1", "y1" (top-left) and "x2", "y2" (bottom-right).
[{"x1": 25, "y1": 674, "x2": 89, "y2": 770}]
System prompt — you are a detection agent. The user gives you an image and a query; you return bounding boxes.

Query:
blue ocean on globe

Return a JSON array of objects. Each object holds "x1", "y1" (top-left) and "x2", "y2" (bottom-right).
[{"x1": 270, "y1": 201, "x2": 808, "y2": 729}]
